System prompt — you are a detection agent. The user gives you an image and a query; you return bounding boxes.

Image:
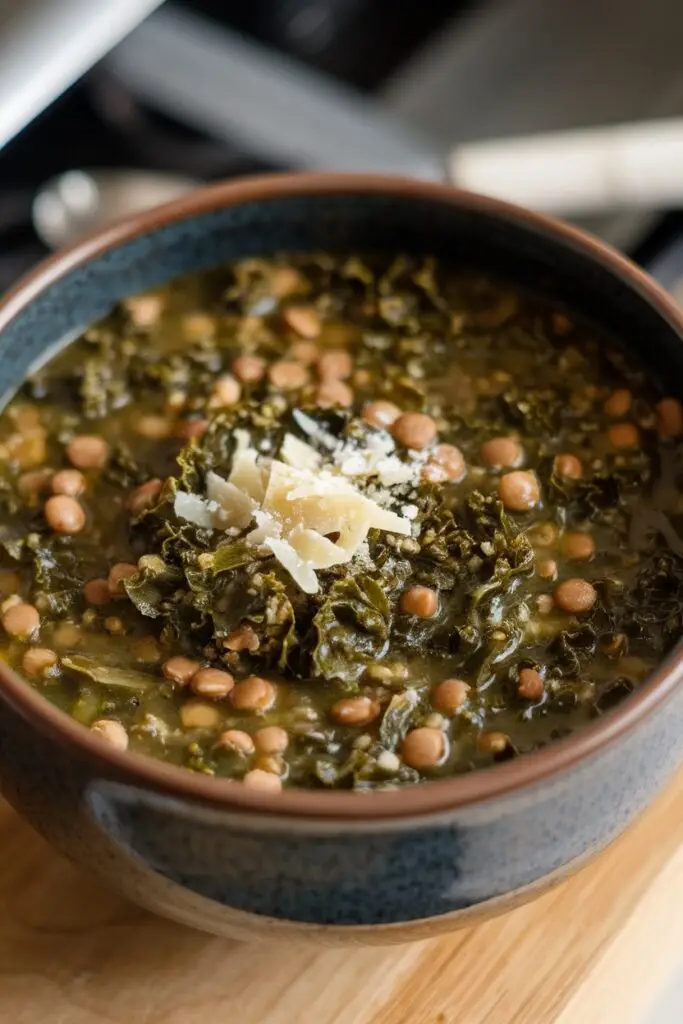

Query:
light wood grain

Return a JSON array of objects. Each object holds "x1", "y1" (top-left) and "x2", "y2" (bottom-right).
[{"x1": 1, "y1": 771, "x2": 682, "y2": 1024}]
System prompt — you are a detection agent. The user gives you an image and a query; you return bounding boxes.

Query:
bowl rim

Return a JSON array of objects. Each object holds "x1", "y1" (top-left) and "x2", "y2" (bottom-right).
[{"x1": 1, "y1": 170, "x2": 682, "y2": 822}]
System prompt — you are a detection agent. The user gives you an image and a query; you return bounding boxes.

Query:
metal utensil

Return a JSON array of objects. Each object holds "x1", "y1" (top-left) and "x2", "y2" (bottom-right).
[
  {"x1": 32, "y1": 169, "x2": 199, "y2": 250},
  {"x1": 107, "y1": 7, "x2": 683, "y2": 220},
  {"x1": 0, "y1": 0, "x2": 165, "y2": 152}
]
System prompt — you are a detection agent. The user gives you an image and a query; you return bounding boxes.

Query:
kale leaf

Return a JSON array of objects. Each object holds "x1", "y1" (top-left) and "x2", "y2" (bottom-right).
[{"x1": 312, "y1": 574, "x2": 392, "y2": 684}]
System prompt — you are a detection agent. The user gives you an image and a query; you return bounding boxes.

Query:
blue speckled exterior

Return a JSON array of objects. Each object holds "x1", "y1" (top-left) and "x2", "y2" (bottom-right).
[{"x1": 0, "y1": 184, "x2": 682, "y2": 941}]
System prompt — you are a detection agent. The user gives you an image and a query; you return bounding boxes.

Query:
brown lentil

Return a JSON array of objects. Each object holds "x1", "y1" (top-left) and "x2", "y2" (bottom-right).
[
  {"x1": 316, "y1": 379, "x2": 353, "y2": 408},
  {"x1": 51, "y1": 469, "x2": 85, "y2": 497},
  {"x1": 537, "y1": 558, "x2": 558, "y2": 580},
  {"x1": 562, "y1": 531, "x2": 596, "y2": 561},
  {"x1": 242, "y1": 768, "x2": 283, "y2": 792},
  {"x1": 233, "y1": 355, "x2": 266, "y2": 383},
  {"x1": 352, "y1": 368, "x2": 372, "y2": 388},
  {"x1": 209, "y1": 375, "x2": 241, "y2": 408},
  {"x1": 182, "y1": 313, "x2": 215, "y2": 341},
  {"x1": 224, "y1": 625, "x2": 260, "y2": 652},
  {"x1": 22, "y1": 647, "x2": 58, "y2": 677},
  {"x1": 230, "y1": 676, "x2": 277, "y2": 711},
  {"x1": 399, "y1": 586, "x2": 439, "y2": 619},
  {"x1": 478, "y1": 731, "x2": 509, "y2": 755},
  {"x1": 163, "y1": 656, "x2": 200, "y2": 686},
  {"x1": 604, "y1": 389, "x2": 632, "y2": 417},
  {"x1": 44, "y1": 494, "x2": 86, "y2": 534},
  {"x1": 518, "y1": 668, "x2": 544, "y2": 700},
  {"x1": 191, "y1": 668, "x2": 235, "y2": 699},
  {"x1": 134, "y1": 414, "x2": 173, "y2": 440},
  {"x1": 656, "y1": 397, "x2": 683, "y2": 439},
  {"x1": 127, "y1": 479, "x2": 163, "y2": 515},
  {"x1": 423, "y1": 444, "x2": 466, "y2": 483},
  {"x1": 402, "y1": 727, "x2": 445, "y2": 769},
  {"x1": 83, "y1": 578, "x2": 111, "y2": 605},
  {"x1": 318, "y1": 348, "x2": 353, "y2": 381},
  {"x1": 553, "y1": 453, "x2": 583, "y2": 479},
  {"x1": 362, "y1": 400, "x2": 402, "y2": 430},
  {"x1": 554, "y1": 578, "x2": 597, "y2": 614},
  {"x1": 254, "y1": 726, "x2": 289, "y2": 754},
  {"x1": 481, "y1": 437, "x2": 522, "y2": 469},
  {"x1": 218, "y1": 729, "x2": 255, "y2": 755},
  {"x1": 66, "y1": 434, "x2": 109, "y2": 470},
  {"x1": 269, "y1": 360, "x2": 310, "y2": 390},
  {"x1": 331, "y1": 696, "x2": 380, "y2": 726},
  {"x1": 179, "y1": 701, "x2": 221, "y2": 730},
  {"x1": 271, "y1": 266, "x2": 304, "y2": 297},
  {"x1": 90, "y1": 719, "x2": 129, "y2": 750},
  {"x1": 498, "y1": 471, "x2": 541, "y2": 511},
  {"x1": 107, "y1": 562, "x2": 138, "y2": 595},
  {"x1": 432, "y1": 678, "x2": 470, "y2": 715},
  {"x1": 2, "y1": 602, "x2": 40, "y2": 639},
  {"x1": 282, "y1": 305, "x2": 321, "y2": 339},
  {"x1": 392, "y1": 412, "x2": 437, "y2": 450},
  {"x1": 289, "y1": 340, "x2": 320, "y2": 364},
  {"x1": 608, "y1": 422, "x2": 640, "y2": 449}
]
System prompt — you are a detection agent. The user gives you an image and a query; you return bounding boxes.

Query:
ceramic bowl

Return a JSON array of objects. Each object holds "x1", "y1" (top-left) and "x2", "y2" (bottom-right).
[{"x1": 0, "y1": 174, "x2": 682, "y2": 945}]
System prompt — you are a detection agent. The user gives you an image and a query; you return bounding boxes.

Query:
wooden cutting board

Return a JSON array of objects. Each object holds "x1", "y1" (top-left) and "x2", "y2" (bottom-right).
[{"x1": 2, "y1": 770, "x2": 683, "y2": 1024}]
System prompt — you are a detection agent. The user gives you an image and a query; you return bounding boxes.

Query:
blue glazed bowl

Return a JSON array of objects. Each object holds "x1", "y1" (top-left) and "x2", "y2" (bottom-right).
[{"x1": 0, "y1": 173, "x2": 682, "y2": 944}]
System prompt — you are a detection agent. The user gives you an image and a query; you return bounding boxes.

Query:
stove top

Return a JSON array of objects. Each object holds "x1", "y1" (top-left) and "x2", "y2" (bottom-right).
[
  {"x1": 0, "y1": 67, "x2": 279, "y2": 292},
  {"x1": 0, "y1": 0, "x2": 681, "y2": 297}
]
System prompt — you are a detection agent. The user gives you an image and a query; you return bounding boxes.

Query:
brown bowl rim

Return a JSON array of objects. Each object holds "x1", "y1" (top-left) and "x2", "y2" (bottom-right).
[{"x1": 0, "y1": 170, "x2": 682, "y2": 822}]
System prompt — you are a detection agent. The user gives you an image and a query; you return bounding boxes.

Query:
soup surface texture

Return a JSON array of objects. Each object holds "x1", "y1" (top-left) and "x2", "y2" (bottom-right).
[{"x1": 0, "y1": 254, "x2": 682, "y2": 792}]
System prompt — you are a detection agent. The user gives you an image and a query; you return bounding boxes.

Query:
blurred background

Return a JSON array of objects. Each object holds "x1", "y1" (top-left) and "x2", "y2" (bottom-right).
[{"x1": 2, "y1": 0, "x2": 683, "y2": 293}]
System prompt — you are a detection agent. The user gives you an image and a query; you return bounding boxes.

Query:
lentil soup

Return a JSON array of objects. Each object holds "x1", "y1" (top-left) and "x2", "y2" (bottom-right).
[{"x1": 0, "y1": 254, "x2": 681, "y2": 792}]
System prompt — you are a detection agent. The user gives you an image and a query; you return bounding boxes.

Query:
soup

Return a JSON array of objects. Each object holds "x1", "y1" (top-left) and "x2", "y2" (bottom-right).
[{"x1": 0, "y1": 254, "x2": 681, "y2": 792}]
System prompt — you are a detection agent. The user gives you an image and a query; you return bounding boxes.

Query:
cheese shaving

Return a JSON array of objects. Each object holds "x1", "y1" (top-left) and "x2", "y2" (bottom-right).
[
  {"x1": 280, "y1": 433, "x2": 322, "y2": 471},
  {"x1": 206, "y1": 471, "x2": 254, "y2": 528},
  {"x1": 174, "y1": 431, "x2": 412, "y2": 592},
  {"x1": 228, "y1": 448, "x2": 267, "y2": 501},
  {"x1": 265, "y1": 537, "x2": 319, "y2": 594}
]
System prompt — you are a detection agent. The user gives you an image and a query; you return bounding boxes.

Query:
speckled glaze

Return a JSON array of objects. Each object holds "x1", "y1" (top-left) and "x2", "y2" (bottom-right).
[{"x1": 0, "y1": 174, "x2": 682, "y2": 944}]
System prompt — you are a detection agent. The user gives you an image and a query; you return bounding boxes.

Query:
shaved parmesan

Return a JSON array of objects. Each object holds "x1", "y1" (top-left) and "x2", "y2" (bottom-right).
[
  {"x1": 228, "y1": 448, "x2": 267, "y2": 501},
  {"x1": 206, "y1": 472, "x2": 254, "y2": 528},
  {"x1": 368, "y1": 506, "x2": 411, "y2": 535},
  {"x1": 266, "y1": 537, "x2": 319, "y2": 594},
  {"x1": 281, "y1": 433, "x2": 322, "y2": 471},
  {"x1": 172, "y1": 428, "x2": 412, "y2": 592},
  {"x1": 288, "y1": 526, "x2": 349, "y2": 568},
  {"x1": 247, "y1": 509, "x2": 282, "y2": 545}
]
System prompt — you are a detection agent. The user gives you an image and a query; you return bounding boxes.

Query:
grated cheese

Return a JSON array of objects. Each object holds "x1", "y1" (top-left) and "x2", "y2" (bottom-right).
[{"x1": 173, "y1": 491, "x2": 219, "y2": 530}]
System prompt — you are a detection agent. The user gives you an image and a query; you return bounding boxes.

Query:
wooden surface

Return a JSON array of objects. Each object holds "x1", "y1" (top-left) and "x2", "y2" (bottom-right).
[{"x1": 2, "y1": 774, "x2": 683, "y2": 1024}]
